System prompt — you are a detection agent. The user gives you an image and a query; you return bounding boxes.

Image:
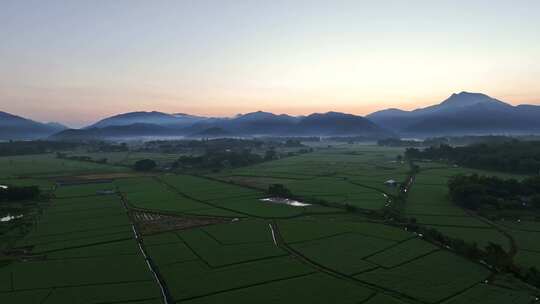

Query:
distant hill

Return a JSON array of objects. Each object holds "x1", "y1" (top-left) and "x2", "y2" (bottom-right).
[
  {"x1": 51, "y1": 123, "x2": 176, "y2": 141},
  {"x1": 49, "y1": 110, "x2": 392, "y2": 140},
  {"x1": 188, "y1": 127, "x2": 231, "y2": 138},
  {"x1": 87, "y1": 111, "x2": 207, "y2": 129},
  {"x1": 0, "y1": 111, "x2": 66, "y2": 140},
  {"x1": 367, "y1": 92, "x2": 540, "y2": 136},
  {"x1": 14, "y1": 91, "x2": 539, "y2": 141},
  {"x1": 185, "y1": 111, "x2": 389, "y2": 137}
]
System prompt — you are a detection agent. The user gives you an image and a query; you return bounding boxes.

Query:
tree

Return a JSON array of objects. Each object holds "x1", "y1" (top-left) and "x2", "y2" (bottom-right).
[
  {"x1": 0, "y1": 185, "x2": 40, "y2": 202},
  {"x1": 268, "y1": 184, "x2": 292, "y2": 197},
  {"x1": 134, "y1": 159, "x2": 157, "y2": 171},
  {"x1": 264, "y1": 149, "x2": 277, "y2": 161}
]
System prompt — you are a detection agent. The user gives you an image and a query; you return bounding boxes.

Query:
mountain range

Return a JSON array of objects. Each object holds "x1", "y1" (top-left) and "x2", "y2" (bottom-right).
[
  {"x1": 49, "y1": 111, "x2": 389, "y2": 140},
  {"x1": 0, "y1": 111, "x2": 67, "y2": 140},
  {"x1": 367, "y1": 92, "x2": 540, "y2": 136},
  {"x1": 1, "y1": 92, "x2": 539, "y2": 140}
]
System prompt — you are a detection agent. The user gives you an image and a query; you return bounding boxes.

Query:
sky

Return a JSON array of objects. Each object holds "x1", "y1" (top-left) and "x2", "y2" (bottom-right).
[{"x1": 1, "y1": 0, "x2": 539, "y2": 127}]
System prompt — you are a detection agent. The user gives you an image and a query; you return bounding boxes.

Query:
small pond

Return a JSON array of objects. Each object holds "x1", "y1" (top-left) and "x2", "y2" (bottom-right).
[{"x1": 259, "y1": 197, "x2": 311, "y2": 207}]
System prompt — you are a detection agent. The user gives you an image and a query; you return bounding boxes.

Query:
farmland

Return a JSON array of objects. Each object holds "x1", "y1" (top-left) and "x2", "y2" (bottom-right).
[{"x1": 1, "y1": 143, "x2": 539, "y2": 303}]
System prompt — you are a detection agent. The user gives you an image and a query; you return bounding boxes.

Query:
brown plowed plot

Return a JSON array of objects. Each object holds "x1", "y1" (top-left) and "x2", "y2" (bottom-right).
[{"x1": 132, "y1": 210, "x2": 232, "y2": 234}]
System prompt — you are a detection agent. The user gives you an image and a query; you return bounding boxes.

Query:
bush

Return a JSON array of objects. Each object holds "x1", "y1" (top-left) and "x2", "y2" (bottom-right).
[
  {"x1": 268, "y1": 184, "x2": 292, "y2": 197},
  {"x1": 134, "y1": 159, "x2": 157, "y2": 171}
]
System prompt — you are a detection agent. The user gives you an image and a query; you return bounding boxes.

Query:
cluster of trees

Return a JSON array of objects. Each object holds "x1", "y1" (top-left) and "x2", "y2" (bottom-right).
[
  {"x1": 172, "y1": 149, "x2": 267, "y2": 171},
  {"x1": 88, "y1": 142, "x2": 129, "y2": 152},
  {"x1": 377, "y1": 138, "x2": 424, "y2": 147},
  {"x1": 448, "y1": 174, "x2": 540, "y2": 210},
  {"x1": 134, "y1": 159, "x2": 157, "y2": 171},
  {"x1": 0, "y1": 140, "x2": 129, "y2": 157},
  {"x1": 0, "y1": 141, "x2": 79, "y2": 156},
  {"x1": 267, "y1": 184, "x2": 292, "y2": 197},
  {"x1": 0, "y1": 185, "x2": 40, "y2": 202},
  {"x1": 140, "y1": 138, "x2": 305, "y2": 154},
  {"x1": 405, "y1": 220, "x2": 516, "y2": 271},
  {"x1": 405, "y1": 141, "x2": 540, "y2": 174},
  {"x1": 56, "y1": 153, "x2": 108, "y2": 164},
  {"x1": 406, "y1": 218, "x2": 540, "y2": 287}
]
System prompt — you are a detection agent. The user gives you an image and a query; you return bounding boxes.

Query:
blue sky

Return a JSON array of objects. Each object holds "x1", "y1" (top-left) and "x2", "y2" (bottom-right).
[{"x1": 1, "y1": 0, "x2": 539, "y2": 126}]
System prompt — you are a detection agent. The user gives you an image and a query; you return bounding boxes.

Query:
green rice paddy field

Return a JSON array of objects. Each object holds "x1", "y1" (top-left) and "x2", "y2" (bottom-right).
[{"x1": 1, "y1": 146, "x2": 538, "y2": 303}]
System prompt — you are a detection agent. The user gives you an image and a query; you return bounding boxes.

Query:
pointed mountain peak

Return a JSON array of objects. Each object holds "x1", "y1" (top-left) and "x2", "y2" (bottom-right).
[
  {"x1": 440, "y1": 91, "x2": 509, "y2": 108},
  {"x1": 236, "y1": 111, "x2": 279, "y2": 120}
]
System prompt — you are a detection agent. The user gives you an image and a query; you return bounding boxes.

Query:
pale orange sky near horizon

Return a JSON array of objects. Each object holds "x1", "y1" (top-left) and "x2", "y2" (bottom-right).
[{"x1": 1, "y1": 1, "x2": 539, "y2": 127}]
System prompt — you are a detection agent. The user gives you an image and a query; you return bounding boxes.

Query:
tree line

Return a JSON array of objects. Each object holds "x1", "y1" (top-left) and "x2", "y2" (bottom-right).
[
  {"x1": 448, "y1": 174, "x2": 540, "y2": 211},
  {"x1": 405, "y1": 141, "x2": 540, "y2": 174},
  {"x1": 0, "y1": 185, "x2": 41, "y2": 202}
]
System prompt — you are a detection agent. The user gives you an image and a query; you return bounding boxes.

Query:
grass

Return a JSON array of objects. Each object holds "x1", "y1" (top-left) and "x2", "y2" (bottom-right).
[
  {"x1": 0, "y1": 154, "x2": 128, "y2": 178},
  {"x1": 441, "y1": 283, "x2": 533, "y2": 304},
  {"x1": 356, "y1": 251, "x2": 490, "y2": 303},
  {"x1": 161, "y1": 257, "x2": 314, "y2": 301},
  {"x1": 182, "y1": 273, "x2": 375, "y2": 304},
  {"x1": 366, "y1": 238, "x2": 438, "y2": 268},
  {"x1": 2, "y1": 144, "x2": 539, "y2": 303}
]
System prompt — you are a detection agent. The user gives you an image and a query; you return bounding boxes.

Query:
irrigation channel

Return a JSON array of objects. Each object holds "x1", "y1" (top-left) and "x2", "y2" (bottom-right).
[{"x1": 118, "y1": 190, "x2": 173, "y2": 304}]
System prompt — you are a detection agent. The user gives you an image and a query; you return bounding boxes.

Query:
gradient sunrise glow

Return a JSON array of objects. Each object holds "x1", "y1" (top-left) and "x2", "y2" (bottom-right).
[{"x1": 1, "y1": 0, "x2": 539, "y2": 127}]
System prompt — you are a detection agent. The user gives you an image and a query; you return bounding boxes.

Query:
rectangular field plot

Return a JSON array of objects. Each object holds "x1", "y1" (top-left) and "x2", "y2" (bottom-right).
[
  {"x1": 40, "y1": 281, "x2": 162, "y2": 304},
  {"x1": 291, "y1": 233, "x2": 386, "y2": 274},
  {"x1": 0, "y1": 290, "x2": 51, "y2": 303},
  {"x1": 161, "y1": 257, "x2": 315, "y2": 301},
  {"x1": 201, "y1": 220, "x2": 275, "y2": 244},
  {"x1": 20, "y1": 226, "x2": 133, "y2": 254},
  {"x1": 441, "y1": 283, "x2": 533, "y2": 304},
  {"x1": 362, "y1": 293, "x2": 407, "y2": 304},
  {"x1": 160, "y1": 175, "x2": 341, "y2": 218},
  {"x1": 117, "y1": 178, "x2": 206, "y2": 210},
  {"x1": 355, "y1": 251, "x2": 489, "y2": 303},
  {"x1": 45, "y1": 239, "x2": 139, "y2": 259},
  {"x1": 277, "y1": 217, "x2": 412, "y2": 244},
  {"x1": 405, "y1": 184, "x2": 467, "y2": 216},
  {"x1": 366, "y1": 238, "x2": 438, "y2": 268},
  {"x1": 182, "y1": 273, "x2": 374, "y2": 304},
  {"x1": 0, "y1": 154, "x2": 128, "y2": 178},
  {"x1": 179, "y1": 226, "x2": 287, "y2": 267},
  {"x1": 285, "y1": 177, "x2": 388, "y2": 210},
  {"x1": 162, "y1": 175, "x2": 261, "y2": 201},
  {"x1": 0, "y1": 181, "x2": 162, "y2": 303},
  {"x1": 10, "y1": 255, "x2": 153, "y2": 290},
  {"x1": 145, "y1": 241, "x2": 198, "y2": 267},
  {"x1": 54, "y1": 182, "x2": 117, "y2": 198},
  {"x1": 15, "y1": 194, "x2": 133, "y2": 253}
]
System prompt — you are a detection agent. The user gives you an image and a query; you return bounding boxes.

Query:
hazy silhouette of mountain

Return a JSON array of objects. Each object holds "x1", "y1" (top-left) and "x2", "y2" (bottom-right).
[
  {"x1": 0, "y1": 111, "x2": 66, "y2": 140},
  {"x1": 11, "y1": 91, "x2": 540, "y2": 141},
  {"x1": 51, "y1": 123, "x2": 177, "y2": 140},
  {"x1": 87, "y1": 111, "x2": 206, "y2": 128},
  {"x1": 184, "y1": 111, "x2": 386, "y2": 137},
  {"x1": 297, "y1": 112, "x2": 387, "y2": 136},
  {"x1": 367, "y1": 92, "x2": 540, "y2": 136},
  {"x1": 50, "y1": 111, "x2": 391, "y2": 140},
  {"x1": 187, "y1": 127, "x2": 231, "y2": 138}
]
